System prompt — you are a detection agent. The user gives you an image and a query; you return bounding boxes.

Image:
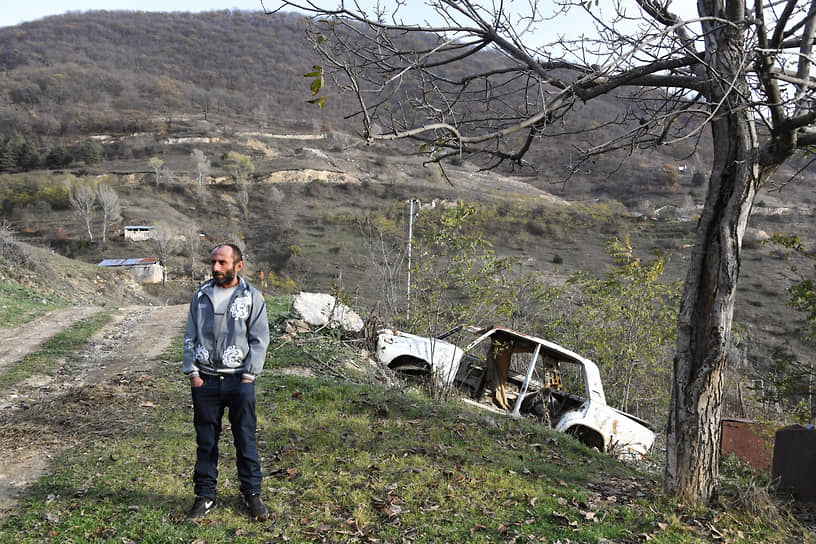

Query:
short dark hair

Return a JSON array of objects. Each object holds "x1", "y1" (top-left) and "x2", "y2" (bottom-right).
[{"x1": 212, "y1": 243, "x2": 243, "y2": 263}]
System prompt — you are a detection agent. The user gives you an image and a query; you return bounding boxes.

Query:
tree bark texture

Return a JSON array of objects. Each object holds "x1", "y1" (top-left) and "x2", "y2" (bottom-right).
[
  {"x1": 663, "y1": 0, "x2": 761, "y2": 502},
  {"x1": 663, "y1": 114, "x2": 759, "y2": 502}
]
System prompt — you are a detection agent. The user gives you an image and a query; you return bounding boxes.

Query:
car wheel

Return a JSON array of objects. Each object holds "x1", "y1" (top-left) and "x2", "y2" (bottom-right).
[{"x1": 388, "y1": 356, "x2": 430, "y2": 376}]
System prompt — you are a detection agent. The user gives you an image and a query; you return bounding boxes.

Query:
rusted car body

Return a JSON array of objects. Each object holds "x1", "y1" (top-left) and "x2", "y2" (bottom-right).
[{"x1": 376, "y1": 325, "x2": 655, "y2": 459}]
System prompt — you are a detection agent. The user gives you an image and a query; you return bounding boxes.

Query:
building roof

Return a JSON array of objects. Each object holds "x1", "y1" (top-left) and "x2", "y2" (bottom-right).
[{"x1": 98, "y1": 258, "x2": 159, "y2": 267}]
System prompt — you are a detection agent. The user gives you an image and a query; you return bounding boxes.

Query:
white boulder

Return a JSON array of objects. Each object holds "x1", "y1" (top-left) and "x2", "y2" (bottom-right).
[{"x1": 292, "y1": 292, "x2": 364, "y2": 333}]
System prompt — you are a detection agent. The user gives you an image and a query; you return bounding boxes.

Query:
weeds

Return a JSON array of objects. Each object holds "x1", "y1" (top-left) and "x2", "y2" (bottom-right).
[
  {"x1": 0, "y1": 278, "x2": 65, "y2": 327},
  {"x1": 0, "y1": 224, "x2": 50, "y2": 275},
  {"x1": 0, "y1": 297, "x2": 811, "y2": 543}
]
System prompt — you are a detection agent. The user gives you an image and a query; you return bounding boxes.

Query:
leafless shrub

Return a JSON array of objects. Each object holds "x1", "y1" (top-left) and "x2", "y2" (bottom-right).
[
  {"x1": 327, "y1": 130, "x2": 352, "y2": 152},
  {"x1": 720, "y1": 477, "x2": 792, "y2": 532},
  {"x1": 0, "y1": 224, "x2": 48, "y2": 273}
]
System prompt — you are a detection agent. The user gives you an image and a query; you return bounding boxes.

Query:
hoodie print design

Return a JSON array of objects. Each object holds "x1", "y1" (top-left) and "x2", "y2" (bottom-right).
[
  {"x1": 231, "y1": 293, "x2": 252, "y2": 320},
  {"x1": 195, "y1": 344, "x2": 211, "y2": 364},
  {"x1": 222, "y1": 345, "x2": 244, "y2": 368}
]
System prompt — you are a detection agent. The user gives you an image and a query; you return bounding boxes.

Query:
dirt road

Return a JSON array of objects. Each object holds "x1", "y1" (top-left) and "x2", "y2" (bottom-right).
[
  {"x1": 0, "y1": 306, "x2": 104, "y2": 373},
  {"x1": 0, "y1": 304, "x2": 187, "y2": 514}
]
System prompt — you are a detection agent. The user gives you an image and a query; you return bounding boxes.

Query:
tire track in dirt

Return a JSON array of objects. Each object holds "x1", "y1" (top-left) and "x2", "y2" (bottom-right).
[
  {"x1": 0, "y1": 306, "x2": 104, "y2": 372},
  {"x1": 0, "y1": 304, "x2": 187, "y2": 515}
]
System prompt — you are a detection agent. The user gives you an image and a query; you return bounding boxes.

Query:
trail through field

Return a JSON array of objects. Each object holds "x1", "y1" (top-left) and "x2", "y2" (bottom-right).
[
  {"x1": 0, "y1": 304, "x2": 187, "y2": 515},
  {"x1": 0, "y1": 306, "x2": 104, "y2": 372}
]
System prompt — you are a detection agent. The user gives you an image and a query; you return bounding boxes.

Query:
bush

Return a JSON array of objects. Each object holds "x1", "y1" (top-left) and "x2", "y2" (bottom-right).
[
  {"x1": 74, "y1": 138, "x2": 102, "y2": 165},
  {"x1": 37, "y1": 184, "x2": 71, "y2": 210},
  {"x1": 288, "y1": 244, "x2": 303, "y2": 257},
  {"x1": 0, "y1": 225, "x2": 48, "y2": 273},
  {"x1": 525, "y1": 220, "x2": 546, "y2": 236},
  {"x1": 45, "y1": 145, "x2": 73, "y2": 168},
  {"x1": 267, "y1": 271, "x2": 298, "y2": 293}
]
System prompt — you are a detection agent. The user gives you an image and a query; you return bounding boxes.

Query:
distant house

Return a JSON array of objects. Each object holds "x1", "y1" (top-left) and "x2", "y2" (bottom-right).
[
  {"x1": 98, "y1": 257, "x2": 163, "y2": 283},
  {"x1": 124, "y1": 225, "x2": 155, "y2": 241}
]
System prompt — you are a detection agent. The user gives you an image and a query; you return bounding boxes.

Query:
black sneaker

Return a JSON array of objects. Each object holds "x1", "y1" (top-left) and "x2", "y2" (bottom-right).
[
  {"x1": 186, "y1": 496, "x2": 216, "y2": 520},
  {"x1": 243, "y1": 493, "x2": 269, "y2": 521}
]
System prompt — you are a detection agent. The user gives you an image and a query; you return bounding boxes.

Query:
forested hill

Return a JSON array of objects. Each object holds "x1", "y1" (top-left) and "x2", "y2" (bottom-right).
[
  {"x1": 5, "y1": 9, "x2": 811, "y2": 203},
  {"x1": 0, "y1": 9, "x2": 715, "y2": 200},
  {"x1": 0, "y1": 10, "x2": 340, "y2": 138}
]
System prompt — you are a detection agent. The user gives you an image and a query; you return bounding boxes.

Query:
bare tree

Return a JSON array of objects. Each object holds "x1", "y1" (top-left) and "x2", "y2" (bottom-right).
[
  {"x1": 150, "y1": 224, "x2": 180, "y2": 285},
  {"x1": 191, "y1": 148, "x2": 211, "y2": 188},
  {"x1": 182, "y1": 224, "x2": 203, "y2": 280},
  {"x1": 161, "y1": 166, "x2": 176, "y2": 186},
  {"x1": 273, "y1": 0, "x2": 816, "y2": 503},
  {"x1": 148, "y1": 157, "x2": 164, "y2": 187},
  {"x1": 237, "y1": 181, "x2": 250, "y2": 220},
  {"x1": 97, "y1": 183, "x2": 121, "y2": 243},
  {"x1": 65, "y1": 179, "x2": 96, "y2": 242}
]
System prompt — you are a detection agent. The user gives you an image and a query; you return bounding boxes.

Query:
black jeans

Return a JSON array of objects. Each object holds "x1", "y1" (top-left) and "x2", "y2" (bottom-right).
[{"x1": 191, "y1": 373, "x2": 262, "y2": 499}]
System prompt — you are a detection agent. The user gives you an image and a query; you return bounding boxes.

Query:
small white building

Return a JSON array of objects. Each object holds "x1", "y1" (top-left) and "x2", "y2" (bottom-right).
[
  {"x1": 98, "y1": 258, "x2": 163, "y2": 283},
  {"x1": 124, "y1": 225, "x2": 155, "y2": 241}
]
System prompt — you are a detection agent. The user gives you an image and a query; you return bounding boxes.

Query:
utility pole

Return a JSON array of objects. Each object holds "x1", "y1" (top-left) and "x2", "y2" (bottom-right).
[{"x1": 406, "y1": 199, "x2": 418, "y2": 321}]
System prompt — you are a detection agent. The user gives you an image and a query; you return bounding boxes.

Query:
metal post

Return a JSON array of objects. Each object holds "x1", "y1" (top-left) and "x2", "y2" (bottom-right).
[
  {"x1": 406, "y1": 199, "x2": 415, "y2": 321},
  {"x1": 512, "y1": 344, "x2": 541, "y2": 417}
]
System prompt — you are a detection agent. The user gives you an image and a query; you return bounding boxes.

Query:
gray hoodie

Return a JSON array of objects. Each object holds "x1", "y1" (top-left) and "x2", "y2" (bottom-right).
[{"x1": 182, "y1": 276, "x2": 269, "y2": 381}]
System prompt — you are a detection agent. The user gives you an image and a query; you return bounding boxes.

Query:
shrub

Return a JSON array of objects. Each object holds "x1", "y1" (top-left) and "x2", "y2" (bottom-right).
[
  {"x1": 44, "y1": 145, "x2": 73, "y2": 168},
  {"x1": 37, "y1": 184, "x2": 71, "y2": 210},
  {"x1": 525, "y1": 220, "x2": 546, "y2": 237},
  {"x1": 288, "y1": 244, "x2": 303, "y2": 257},
  {"x1": 267, "y1": 271, "x2": 298, "y2": 293},
  {"x1": 0, "y1": 225, "x2": 48, "y2": 273},
  {"x1": 74, "y1": 138, "x2": 102, "y2": 165}
]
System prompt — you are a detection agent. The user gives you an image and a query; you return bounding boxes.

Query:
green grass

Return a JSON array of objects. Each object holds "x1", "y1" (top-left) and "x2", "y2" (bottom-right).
[
  {"x1": 0, "y1": 278, "x2": 66, "y2": 328},
  {"x1": 0, "y1": 297, "x2": 809, "y2": 543}
]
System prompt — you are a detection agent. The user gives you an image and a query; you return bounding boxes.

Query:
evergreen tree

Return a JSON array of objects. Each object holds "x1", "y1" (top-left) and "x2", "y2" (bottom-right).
[
  {"x1": 45, "y1": 145, "x2": 73, "y2": 168},
  {"x1": 75, "y1": 138, "x2": 102, "y2": 165}
]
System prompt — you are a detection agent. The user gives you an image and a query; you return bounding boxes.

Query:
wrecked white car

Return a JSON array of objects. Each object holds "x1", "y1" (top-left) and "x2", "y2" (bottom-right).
[{"x1": 376, "y1": 325, "x2": 655, "y2": 459}]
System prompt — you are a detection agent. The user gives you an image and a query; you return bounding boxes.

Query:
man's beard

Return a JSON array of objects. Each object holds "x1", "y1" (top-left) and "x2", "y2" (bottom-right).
[{"x1": 213, "y1": 267, "x2": 237, "y2": 286}]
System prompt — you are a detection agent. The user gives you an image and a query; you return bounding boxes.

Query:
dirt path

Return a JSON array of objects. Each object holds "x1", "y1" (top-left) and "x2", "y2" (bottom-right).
[
  {"x1": 0, "y1": 306, "x2": 104, "y2": 372},
  {"x1": 0, "y1": 304, "x2": 187, "y2": 515}
]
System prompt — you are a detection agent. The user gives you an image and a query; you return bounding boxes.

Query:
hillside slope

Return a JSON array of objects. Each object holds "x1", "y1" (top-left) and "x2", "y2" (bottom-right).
[
  {"x1": 0, "y1": 9, "x2": 730, "y2": 204},
  {"x1": 0, "y1": 10, "x2": 814, "y2": 432}
]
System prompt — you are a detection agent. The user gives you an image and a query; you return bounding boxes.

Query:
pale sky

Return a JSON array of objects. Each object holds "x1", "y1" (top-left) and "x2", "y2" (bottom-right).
[
  {"x1": 2, "y1": 0, "x2": 271, "y2": 27},
  {"x1": 2, "y1": 1, "x2": 699, "y2": 52},
  {"x1": 2, "y1": 0, "x2": 635, "y2": 32}
]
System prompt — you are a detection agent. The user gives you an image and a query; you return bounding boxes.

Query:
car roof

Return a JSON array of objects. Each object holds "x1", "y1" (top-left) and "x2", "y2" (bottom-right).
[{"x1": 462, "y1": 325, "x2": 593, "y2": 366}]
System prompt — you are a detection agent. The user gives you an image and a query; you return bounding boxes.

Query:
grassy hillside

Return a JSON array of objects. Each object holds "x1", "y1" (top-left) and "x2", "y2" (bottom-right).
[
  {"x1": 0, "y1": 226, "x2": 156, "y2": 307},
  {"x1": 0, "y1": 293, "x2": 811, "y2": 543},
  {"x1": 0, "y1": 9, "x2": 814, "y2": 466}
]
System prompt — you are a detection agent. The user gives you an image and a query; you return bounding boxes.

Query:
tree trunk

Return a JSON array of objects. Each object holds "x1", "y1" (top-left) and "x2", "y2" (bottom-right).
[
  {"x1": 661, "y1": 0, "x2": 766, "y2": 504},
  {"x1": 85, "y1": 215, "x2": 94, "y2": 242},
  {"x1": 663, "y1": 108, "x2": 760, "y2": 502}
]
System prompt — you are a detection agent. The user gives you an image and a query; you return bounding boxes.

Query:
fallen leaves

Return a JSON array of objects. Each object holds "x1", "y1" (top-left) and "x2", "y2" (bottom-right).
[
  {"x1": 552, "y1": 509, "x2": 577, "y2": 527},
  {"x1": 371, "y1": 492, "x2": 406, "y2": 520}
]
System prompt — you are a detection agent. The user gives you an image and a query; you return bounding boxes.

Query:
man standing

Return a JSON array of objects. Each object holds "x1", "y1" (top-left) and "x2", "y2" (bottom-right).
[{"x1": 182, "y1": 243, "x2": 270, "y2": 521}]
